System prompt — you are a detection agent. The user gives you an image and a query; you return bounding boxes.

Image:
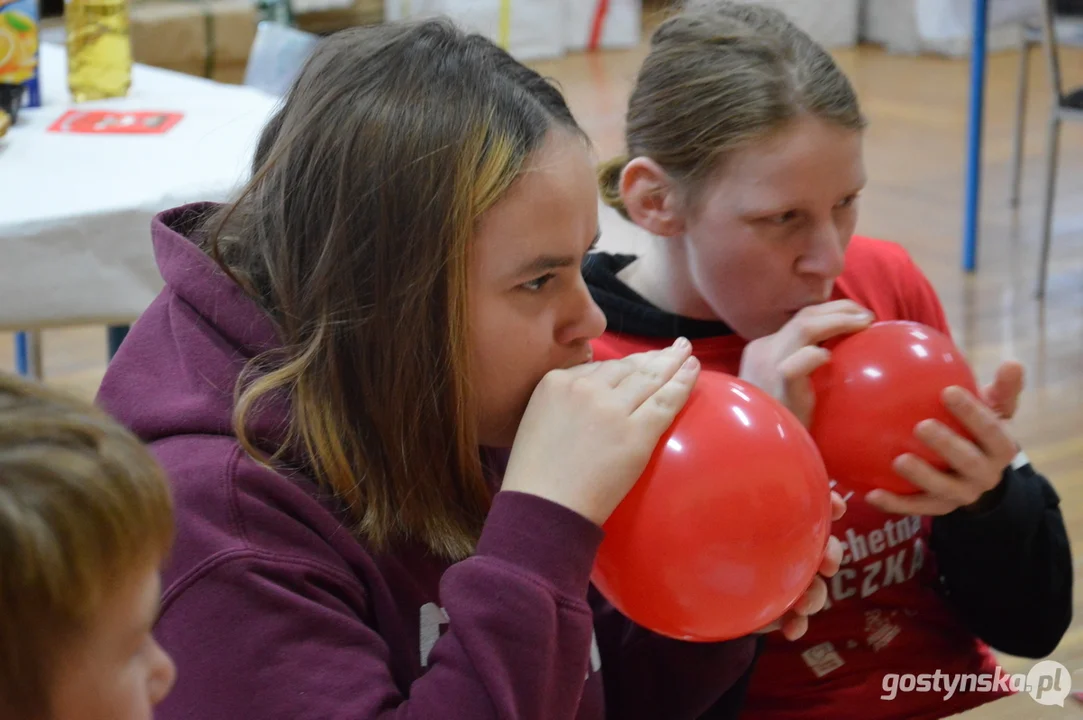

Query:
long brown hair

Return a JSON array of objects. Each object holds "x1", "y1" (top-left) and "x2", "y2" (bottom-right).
[
  {"x1": 200, "y1": 21, "x2": 585, "y2": 561},
  {"x1": 599, "y1": 0, "x2": 866, "y2": 218}
]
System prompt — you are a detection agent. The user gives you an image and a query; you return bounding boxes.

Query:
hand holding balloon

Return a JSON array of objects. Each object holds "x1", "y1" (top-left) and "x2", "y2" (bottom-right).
[
  {"x1": 739, "y1": 300, "x2": 875, "y2": 427},
  {"x1": 865, "y1": 384, "x2": 1020, "y2": 517},
  {"x1": 809, "y1": 321, "x2": 1022, "y2": 516},
  {"x1": 504, "y1": 339, "x2": 700, "y2": 527}
]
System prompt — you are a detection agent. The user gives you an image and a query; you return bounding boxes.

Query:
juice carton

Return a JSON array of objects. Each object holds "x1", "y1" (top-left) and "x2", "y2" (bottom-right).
[{"x1": 0, "y1": 0, "x2": 40, "y2": 125}]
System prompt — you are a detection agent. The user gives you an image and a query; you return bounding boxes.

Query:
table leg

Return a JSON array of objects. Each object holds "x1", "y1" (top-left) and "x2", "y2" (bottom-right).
[
  {"x1": 108, "y1": 325, "x2": 130, "y2": 359},
  {"x1": 14, "y1": 330, "x2": 43, "y2": 379},
  {"x1": 15, "y1": 331, "x2": 29, "y2": 376},
  {"x1": 963, "y1": 0, "x2": 990, "y2": 272}
]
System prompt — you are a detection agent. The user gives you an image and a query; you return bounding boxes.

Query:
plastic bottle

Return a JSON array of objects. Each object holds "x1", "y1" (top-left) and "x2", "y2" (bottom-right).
[{"x1": 65, "y1": 0, "x2": 131, "y2": 102}]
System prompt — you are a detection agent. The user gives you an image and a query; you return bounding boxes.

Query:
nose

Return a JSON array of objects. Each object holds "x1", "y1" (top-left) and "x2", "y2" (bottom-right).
[
  {"x1": 148, "y1": 639, "x2": 177, "y2": 706},
  {"x1": 798, "y1": 221, "x2": 846, "y2": 283},
  {"x1": 556, "y1": 277, "x2": 607, "y2": 346}
]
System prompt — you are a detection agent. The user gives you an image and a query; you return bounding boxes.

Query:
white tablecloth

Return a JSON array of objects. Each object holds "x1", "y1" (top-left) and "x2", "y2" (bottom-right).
[{"x1": 0, "y1": 43, "x2": 280, "y2": 330}]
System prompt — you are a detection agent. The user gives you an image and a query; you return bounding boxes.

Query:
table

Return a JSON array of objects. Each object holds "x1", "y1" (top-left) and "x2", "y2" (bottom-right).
[
  {"x1": 0, "y1": 43, "x2": 279, "y2": 370},
  {"x1": 963, "y1": 0, "x2": 989, "y2": 272}
]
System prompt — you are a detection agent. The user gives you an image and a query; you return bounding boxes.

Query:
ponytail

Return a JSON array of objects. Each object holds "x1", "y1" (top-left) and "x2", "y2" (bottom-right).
[{"x1": 597, "y1": 155, "x2": 631, "y2": 221}]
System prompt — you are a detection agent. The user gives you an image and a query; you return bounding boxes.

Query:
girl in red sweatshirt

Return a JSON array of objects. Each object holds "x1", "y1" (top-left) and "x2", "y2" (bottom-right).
[
  {"x1": 95, "y1": 19, "x2": 840, "y2": 720},
  {"x1": 586, "y1": 3, "x2": 1071, "y2": 719}
]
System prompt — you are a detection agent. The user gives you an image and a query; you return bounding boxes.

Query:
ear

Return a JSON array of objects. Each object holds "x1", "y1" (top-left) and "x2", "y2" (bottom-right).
[{"x1": 620, "y1": 157, "x2": 686, "y2": 238}]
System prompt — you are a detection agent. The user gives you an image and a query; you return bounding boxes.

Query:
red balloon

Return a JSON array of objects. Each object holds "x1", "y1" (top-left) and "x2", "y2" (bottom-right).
[
  {"x1": 809, "y1": 320, "x2": 981, "y2": 496},
  {"x1": 591, "y1": 370, "x2": 832, "y2": 642}
]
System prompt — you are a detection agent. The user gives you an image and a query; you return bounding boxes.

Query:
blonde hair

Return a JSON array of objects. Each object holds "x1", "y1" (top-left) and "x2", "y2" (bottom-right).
[
  {"x1": 599, "y1": 0, "x2": 866, "y2": 219},
  {"x1": 201, "y1": 21, "x2": 587, "y2": 561},
  {"x1": 0, "y1": 374, "x2": 174, "y2": 720}
]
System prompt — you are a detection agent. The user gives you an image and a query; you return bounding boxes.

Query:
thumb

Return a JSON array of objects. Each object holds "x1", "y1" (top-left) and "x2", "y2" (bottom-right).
[{"x1": 982, "y1": 361, "x2": 1024, "y2": 419}]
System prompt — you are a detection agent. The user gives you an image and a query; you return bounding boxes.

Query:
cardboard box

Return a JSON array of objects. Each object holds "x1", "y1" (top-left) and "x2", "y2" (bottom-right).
[
  {"x1": 129, "y1": 0, "x2": 257, "y2": 79},
  {"x1": 295, "y1": 0, "x2": 381, "y2": 35}
]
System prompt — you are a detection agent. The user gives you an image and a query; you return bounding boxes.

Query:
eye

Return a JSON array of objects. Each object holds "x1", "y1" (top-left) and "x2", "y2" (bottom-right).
[
  {"x1": 521, "y1": 273, "x2": 555, "y2": 292},
  {"x1": 768, "y1": 210, "x2": 799, "y2": 225},
  {"x1": 836, "y1": 194, "x2": 860, "y2": 209}
]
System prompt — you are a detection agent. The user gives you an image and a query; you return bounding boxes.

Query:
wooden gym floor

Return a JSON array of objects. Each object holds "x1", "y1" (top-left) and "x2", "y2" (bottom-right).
[{"x1": 2, "y1": 24, "x2": 1082, "y2": 720}]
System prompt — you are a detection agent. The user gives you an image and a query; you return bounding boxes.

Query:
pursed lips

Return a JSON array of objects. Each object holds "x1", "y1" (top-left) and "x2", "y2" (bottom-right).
[
  {"x1": 785, "y1": 294, "x2": 833, "y2": 316},
  {"x1": 564, "y1": 348, "x2": 594, "y2": 369}
]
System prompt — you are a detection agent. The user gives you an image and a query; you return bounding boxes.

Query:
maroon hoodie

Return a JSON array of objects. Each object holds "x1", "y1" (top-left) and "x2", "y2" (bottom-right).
[{"x1": 96, "y1": 203, "x2": 759, "y2": 720}]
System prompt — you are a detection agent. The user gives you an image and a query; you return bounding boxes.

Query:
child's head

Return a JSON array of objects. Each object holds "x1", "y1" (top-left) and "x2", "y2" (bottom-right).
[
  {"x1": 600, "y1": 1, "x2": 867, "y2": 340},
  {"x1": 202, "y1": 21, "x2": 604, "y2": 560},
  {"x1": 0, "y1": 374, "x2": 176, "y2": 720}
]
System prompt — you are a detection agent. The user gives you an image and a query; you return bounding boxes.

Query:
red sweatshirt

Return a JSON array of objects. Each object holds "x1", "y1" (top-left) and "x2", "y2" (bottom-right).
[{"x1": 586, "y1": 235, "x2": 1071, "y2": 720}]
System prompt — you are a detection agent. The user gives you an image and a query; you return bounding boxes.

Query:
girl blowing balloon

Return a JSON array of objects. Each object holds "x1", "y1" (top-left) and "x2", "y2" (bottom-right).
[
  {"x1": 587, "y1": 2, "x2": 1072, "y2": 718},
  {"x1": 95, "y1": 20, "x2": 838, "y2": 720}
]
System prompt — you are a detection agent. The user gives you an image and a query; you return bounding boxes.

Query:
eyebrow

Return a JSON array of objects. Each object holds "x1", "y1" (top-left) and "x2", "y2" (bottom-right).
[{"x1": 512, "y1": 230, "x2": 601, "y2": 278}]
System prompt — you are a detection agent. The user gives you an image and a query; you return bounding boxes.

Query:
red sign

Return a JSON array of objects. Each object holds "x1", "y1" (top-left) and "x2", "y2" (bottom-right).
[{"x1": 48, "y1": 110, "x2": 184, "y2": 134}]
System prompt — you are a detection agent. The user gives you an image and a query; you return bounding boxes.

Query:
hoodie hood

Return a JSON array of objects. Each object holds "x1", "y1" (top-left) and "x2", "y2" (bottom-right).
[
  {"x1": 96, "y1": 203, "x2": 288, "y2": 450},
  {"x1": 582, "y1": 252, "x2": 735, "y2": 340},
  {"x1": 97, "y1": 202, "x2": 512, "y2": 483}
]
